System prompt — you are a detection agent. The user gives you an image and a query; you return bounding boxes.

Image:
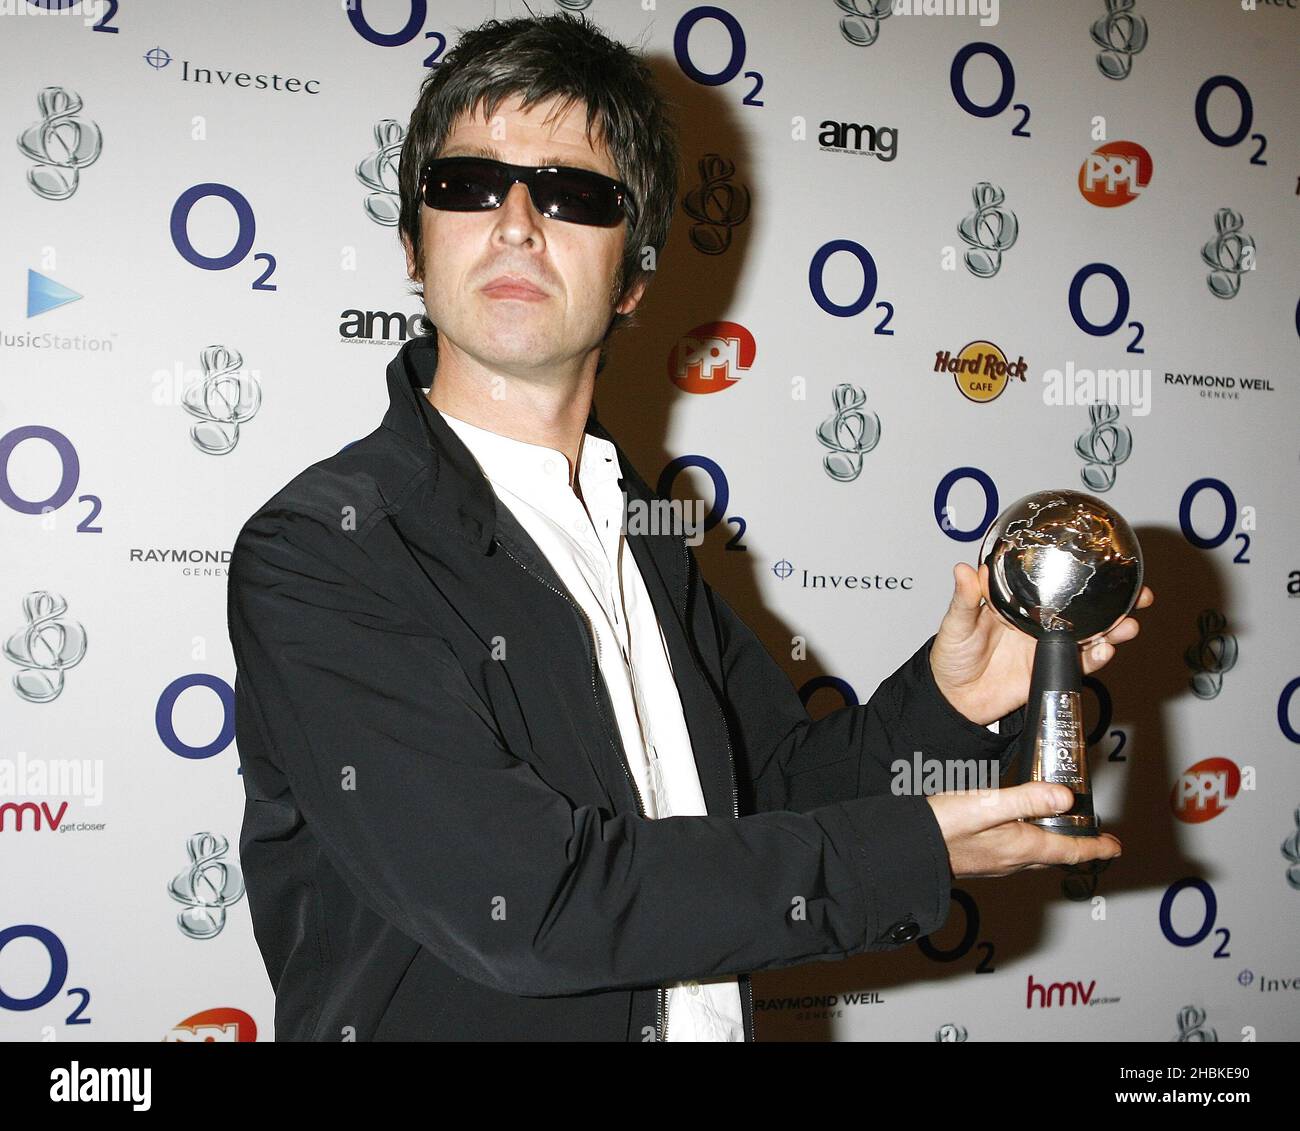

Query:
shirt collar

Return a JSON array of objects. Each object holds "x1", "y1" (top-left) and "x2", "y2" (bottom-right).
[
  {"x1": 437, "y1": 407, "x2": 620, "y2": 505},
  {"x1": 379, "y1": 334, "x2": 644, "y2": 554}
]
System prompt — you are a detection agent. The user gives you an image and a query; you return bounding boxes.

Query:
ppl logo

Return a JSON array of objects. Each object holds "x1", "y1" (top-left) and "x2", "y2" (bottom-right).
[
  {"x1": 668, "y1": 321, "x2": 756, "y2": 394},
  {"x1": 1078, "y1": 141, "x2": 1153, "y2": 207},
  {"x1": 164, "y1": 1007, "x2": 257, "y2": 1042},
  {"x1": 1171, "y1": 757, "x2": 1242, "y2": 823}
]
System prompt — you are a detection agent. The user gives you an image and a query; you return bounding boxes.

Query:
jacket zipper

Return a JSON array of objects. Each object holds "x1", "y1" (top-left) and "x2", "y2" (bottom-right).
[
  {"x1": 496, "y1": 537, "x2": 670, "y2": 1043},
  {"x1": 678, "y1": 539, "x2": 756, "y2": 1042}
]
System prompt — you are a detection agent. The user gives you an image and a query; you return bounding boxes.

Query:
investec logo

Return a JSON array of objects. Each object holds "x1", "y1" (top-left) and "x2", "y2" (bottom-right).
[
  {"x1": 1078, "y1": 140, "x2": 1153, "y2": 207},
  {"x1": 668, "y1": 321, "x2": 756, "y2": 393},
  {"x1": 935, "y1": 341, "x2": 1027, "y2": 402},
  {"x1": 1026, "y1": 974, "x2": 1119, "y2": 1008}
]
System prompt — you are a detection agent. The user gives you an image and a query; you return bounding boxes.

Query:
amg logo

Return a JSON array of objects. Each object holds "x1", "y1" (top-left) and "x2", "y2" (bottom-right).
[{"x1": 818, "y1": 119, "x2": 898, "y2": 162}]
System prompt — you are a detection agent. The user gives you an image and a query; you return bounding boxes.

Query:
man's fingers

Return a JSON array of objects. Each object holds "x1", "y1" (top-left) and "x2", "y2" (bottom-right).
[
  {"x1": 976, "y1": 781, "x2": 1075, "y2": 829},
  {"x1": 1026, "y1": 829, "x2": 1123, "y2": 868}
]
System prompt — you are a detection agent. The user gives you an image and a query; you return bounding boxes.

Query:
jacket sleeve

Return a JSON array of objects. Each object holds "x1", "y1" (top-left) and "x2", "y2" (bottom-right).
[
  {"x1": 228, "y1": 506, "x2": 956, "y2": 999},
  {"x1": 699, "y1": 577, "x2": 1026, "y2": 817}
]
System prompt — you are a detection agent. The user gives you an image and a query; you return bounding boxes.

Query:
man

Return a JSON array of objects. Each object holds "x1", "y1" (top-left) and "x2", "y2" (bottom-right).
[{"x1": 227, "y1": 13, "x2": 1151, "y2": 1041}]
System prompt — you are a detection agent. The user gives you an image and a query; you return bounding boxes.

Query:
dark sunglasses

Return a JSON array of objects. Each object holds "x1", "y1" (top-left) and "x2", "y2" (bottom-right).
[{"x1": 419, "y1": 156, "x2": 639, "y2": 229}]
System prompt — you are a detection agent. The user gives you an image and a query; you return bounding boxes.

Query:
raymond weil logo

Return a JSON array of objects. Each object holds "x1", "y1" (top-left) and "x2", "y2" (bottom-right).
[{"x1": 935, "y1": 341, "x2": 1028, "y2": 402}]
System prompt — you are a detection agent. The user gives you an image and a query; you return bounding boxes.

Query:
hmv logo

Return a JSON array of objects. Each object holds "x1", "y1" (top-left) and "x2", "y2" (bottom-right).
[{"x1": 1026, "y1": 974, "x2": 1096, "y2": 1008}]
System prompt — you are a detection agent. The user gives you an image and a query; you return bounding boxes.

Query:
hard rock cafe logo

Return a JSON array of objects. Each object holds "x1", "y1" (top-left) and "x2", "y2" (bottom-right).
[
  {"x1": 1078, "y1": 140, "x2": 1153, "y2": 206},
  {"x1": 668, "y1": 321, "x2": 756, "y2": 394},
  {"x1": 934, "y1": 341, "x2": 1027, "y2": 402}
]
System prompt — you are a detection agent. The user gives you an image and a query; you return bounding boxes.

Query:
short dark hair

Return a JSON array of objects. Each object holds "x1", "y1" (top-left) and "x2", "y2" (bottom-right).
[{"x1": 397, "y1": 12, "x2": 681, "y2": 369}]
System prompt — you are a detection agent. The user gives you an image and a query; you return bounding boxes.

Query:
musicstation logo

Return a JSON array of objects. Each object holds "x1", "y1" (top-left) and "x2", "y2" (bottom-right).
[
  {"x1": 340, "y1": 308, "x2": 432, "y2": 344},
  {"x1": 3, "y1": 270, "x2": 116, "y2": 355},
  {"x1": 1078, "y1": 140, "x2": 1153, "y2": 207},
  {"x1": 1170, "y1": 757, "x2": 1245, "y2": 823},
  {"x1": 668, "y1": 321, "x2": 756, "y2": 393},
  {"x1": 934, "y1": 341, "x2": 1028, "y2": 402}
]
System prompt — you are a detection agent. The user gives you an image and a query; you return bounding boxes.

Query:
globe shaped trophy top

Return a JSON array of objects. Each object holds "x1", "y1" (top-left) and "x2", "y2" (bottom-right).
[
  {"x1": 977, "y1": 490, "x2": 1144, "y2": 836},
  {"x1": 978, "y1": 490, "x2": 1144, "y2": 646}
]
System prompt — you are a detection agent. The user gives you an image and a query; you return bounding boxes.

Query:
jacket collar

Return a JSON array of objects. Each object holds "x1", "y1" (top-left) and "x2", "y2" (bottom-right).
[{"x1": 380, "y1": 334, "x2": 656, "y2": 555}]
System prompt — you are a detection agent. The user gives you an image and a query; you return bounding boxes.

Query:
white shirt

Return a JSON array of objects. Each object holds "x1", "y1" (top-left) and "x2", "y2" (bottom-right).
[{"x1": 437, "y1": 404, "x2": 745, "y2": 1042}]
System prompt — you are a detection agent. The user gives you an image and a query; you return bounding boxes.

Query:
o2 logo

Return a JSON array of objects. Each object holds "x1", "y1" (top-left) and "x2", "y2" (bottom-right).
[
  {"x1": 28, "y1": 0, "x2": 119, "y2": 32},
  {"x1": 0, "y1": 426, "x2": 103, "y2": 532},
  {"x1": 950, "y1": 42, "x2": 1030, "y2": 137},
  {"x1": 798, "y1": 675, "x2": 858, "y2": 710},
  {"x1": 1178, "y1": 478, "x2": 1252, "y2": 564},
  {"x1": 1278, "y1": 676, "x2": 1300, "y2": 745},
  {"x1": 1159, "y1": 877, "x2": 1230, "y2": 957},
  {"x1": 346, "y1": 0, "x2": 447, "y2": 67},
  {"x1": 1194, "y1": 75, "x2": 1267, "y2": 166},
  {"x1": 809, "y1": 240, "x2": 895, "y2": 335},
  {"x1": 656, "y1": 455, "x2": 747, "y2": 551},
  {"x1": 934, "y1": 467, "x2": 998, "y2": 543},
  {"x1": 157, "y1": 674, "x2": 236, "y2": 762},
  {"x1": 674, "y1": 6, "x2": 764, "y2": 107},
  {"x1": 918, "y1": 888, "x2": 995, "y2": 973},
  {"x1": 170, "y1": 184, "x2": 278, "y2": 291},
  {"x1": 0, "y1": 924, "x2": 92, "y2": 1026},
  {"x1": 1069, "y1": 263, "x2": 1145, "y2": 353},
  {"x1": 1083, "y1": 674, "x2": 1128, "y2": 764}
]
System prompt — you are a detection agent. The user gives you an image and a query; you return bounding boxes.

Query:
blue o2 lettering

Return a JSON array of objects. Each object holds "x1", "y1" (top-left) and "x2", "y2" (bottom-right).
[
  {"x1": 1195, "y1": 75, "x2": 1267, "y2": 165},
  {"x1": 950, "y1": 43, "x2": 1030, "y2": 136},
  {"x1": 170, "y1": 183, "x2": 277, "y2": 290},
  {"x1": 1159, "y1": 877, "x2": 1230, "y2": 957},
  {"x1": 809, "y1": 239, "x2": 889, "y2": 323},
  {"x1": 1069, "y1": 263, "x2": 1144, "y2": 351},
  {"x1": 934, "y1": 467, "x2": 998, "y2": 543},
  {"x1": 674, "y1": 7, "x2": 763, "y2": 105},
  {"x1": 156, "y1": 674, "x2": 236, "y2": 760}
]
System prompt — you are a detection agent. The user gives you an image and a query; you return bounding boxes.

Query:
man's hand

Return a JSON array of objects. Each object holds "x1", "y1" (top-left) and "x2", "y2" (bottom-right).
[
  {"x1": 929, "y1": 561, "x2": 1154, "y2": 726},
  {"x1": 927, "y1": 782, "x2": 1122, "y2": 878}
]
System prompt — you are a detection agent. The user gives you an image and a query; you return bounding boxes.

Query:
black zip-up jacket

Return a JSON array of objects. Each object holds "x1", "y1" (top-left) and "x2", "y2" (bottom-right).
[{"x1": 226, "y1": 334, "x2": 1025, "y2": 1041}]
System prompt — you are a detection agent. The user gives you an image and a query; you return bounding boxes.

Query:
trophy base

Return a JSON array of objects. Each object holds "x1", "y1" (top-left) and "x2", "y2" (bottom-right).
[{"x1": 1028, "y1": 814, "x2": 1100, "y2": 836}]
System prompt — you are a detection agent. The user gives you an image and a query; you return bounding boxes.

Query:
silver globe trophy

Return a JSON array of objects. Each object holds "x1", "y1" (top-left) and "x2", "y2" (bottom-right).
[{"x1": 978, "y1": 490, "x2": 1144, "y2": 836}]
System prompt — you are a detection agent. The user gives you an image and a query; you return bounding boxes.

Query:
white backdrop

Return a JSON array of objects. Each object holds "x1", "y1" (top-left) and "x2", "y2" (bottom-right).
[{"x1": 2, "y1": 0, "x2": 1298, "y2": 1042}]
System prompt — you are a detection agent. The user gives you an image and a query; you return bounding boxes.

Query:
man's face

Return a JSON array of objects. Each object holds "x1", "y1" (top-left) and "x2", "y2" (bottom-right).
[{"x1": 404, "y1": 92, "x2": 646, "y2": 382}]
